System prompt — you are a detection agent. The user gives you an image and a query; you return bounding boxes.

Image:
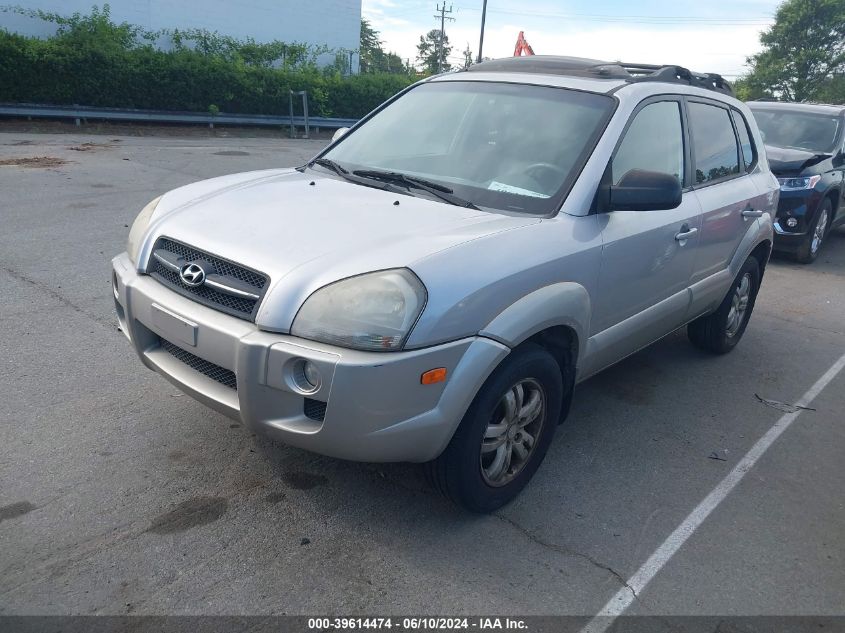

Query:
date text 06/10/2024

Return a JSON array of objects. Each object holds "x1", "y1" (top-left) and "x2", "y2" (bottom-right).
[{"x1": 307, "y1": 618, "x2": 528, "y2": 630}]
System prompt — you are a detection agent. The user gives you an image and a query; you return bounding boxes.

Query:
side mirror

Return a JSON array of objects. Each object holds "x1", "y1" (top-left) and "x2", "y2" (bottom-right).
[
  {"x1": 832, "y1": 149, "x2": 845, "y2": 167},
  {"x1": 609, "y1": 169, "x2": 682, "y2": 211},
  {"x1": 331, "y1": 127, "x2": 350, "y2": 143}
]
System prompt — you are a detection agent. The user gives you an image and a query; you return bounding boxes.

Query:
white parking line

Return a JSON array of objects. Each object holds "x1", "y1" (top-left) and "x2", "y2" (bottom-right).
[{"x1": 582, "y1": 350, "x2": 845, "y2": 633}]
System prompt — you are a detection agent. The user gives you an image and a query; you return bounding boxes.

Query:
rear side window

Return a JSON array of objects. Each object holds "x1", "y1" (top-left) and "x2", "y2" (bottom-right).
[
  {"x1": 688, "y1": 102, "x2": 740, "y2": 184},
  {"x1": 613, "y1": 100, "x2": 684, "y2": 186},
  {"x1": 731, "y1": 110, "x2": 756, "y2": 170}
]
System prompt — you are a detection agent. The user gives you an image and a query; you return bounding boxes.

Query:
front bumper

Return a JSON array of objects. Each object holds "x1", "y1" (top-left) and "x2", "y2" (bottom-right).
[
  {"x1": 771, "y1": 189, "x2": 822, "y2": 252},
  {"x1": 112, "y1": 253, "x2": 509, "y2": 463},
  {"x1": 772, "y1": 221, "x2": 807, "y2": 253}
]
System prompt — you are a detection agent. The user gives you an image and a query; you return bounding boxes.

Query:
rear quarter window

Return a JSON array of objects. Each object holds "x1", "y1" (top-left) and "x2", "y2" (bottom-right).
[{"x1": 731, "y1": 110, "x2": 756, "y2": 171}]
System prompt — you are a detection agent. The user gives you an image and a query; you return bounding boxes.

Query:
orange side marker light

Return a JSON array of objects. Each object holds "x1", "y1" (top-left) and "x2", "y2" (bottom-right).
[{"x1": 421, "y1": 367, "x2": 447, "y2": 385}]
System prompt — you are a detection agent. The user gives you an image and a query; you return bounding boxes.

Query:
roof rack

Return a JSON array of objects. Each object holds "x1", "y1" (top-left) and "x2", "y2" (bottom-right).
[{"x1": 466, "y1": 56, "x2": 734, "y2": 96}]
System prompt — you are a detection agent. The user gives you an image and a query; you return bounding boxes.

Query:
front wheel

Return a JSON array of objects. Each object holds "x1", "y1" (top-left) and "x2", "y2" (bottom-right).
[
  {"x1": 688, "y1": 256, "x2": 761, "y2": 354},
  {"x1": 795, "y1": 199, "x2": 832, "y2": 264},
  {"x1": 426, "y1": 343, "x2": 563, "y2": 513}
]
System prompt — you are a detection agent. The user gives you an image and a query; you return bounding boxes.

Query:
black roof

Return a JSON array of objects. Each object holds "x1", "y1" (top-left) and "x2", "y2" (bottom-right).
[{"x1": 466, "y1": 55, "x2": 734, "y2": 96}]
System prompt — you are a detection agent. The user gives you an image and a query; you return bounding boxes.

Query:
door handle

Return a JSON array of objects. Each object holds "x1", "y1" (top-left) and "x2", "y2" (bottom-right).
[
  {"x1": 675, "y1": 227, "x2": 698, "y2": 241},
  {"x1": 742, "y1": 208, "x2": 764, "y2": 218}
]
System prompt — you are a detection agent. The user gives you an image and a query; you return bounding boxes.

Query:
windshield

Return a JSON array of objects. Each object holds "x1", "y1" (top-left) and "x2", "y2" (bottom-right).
[
  {"x1": 321, "y1": 81, "x2": 615, "y2": 214},
  {"x1": 751, "y1": 109, "x2": 841, "y2": 154}
]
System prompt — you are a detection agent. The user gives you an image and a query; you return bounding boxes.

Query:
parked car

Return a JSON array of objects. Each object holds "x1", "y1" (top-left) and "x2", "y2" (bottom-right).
[
  {"x1": 113, "y1": 56, "x2": 777, "y2": 512},
  {"x1": 747, "y1": 101, "x2": 845, "y2": 263}
]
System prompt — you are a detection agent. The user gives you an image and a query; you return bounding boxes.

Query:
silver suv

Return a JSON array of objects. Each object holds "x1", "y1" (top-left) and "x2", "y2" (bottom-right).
[{"x1": 113, "y1": 56, "x2": 777, "y2": 512}]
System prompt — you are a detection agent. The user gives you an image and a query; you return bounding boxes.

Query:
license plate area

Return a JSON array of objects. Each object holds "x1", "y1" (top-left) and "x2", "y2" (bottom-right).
[{"x1": 151, "y1": 303, "x2": 198, "y2": 347}]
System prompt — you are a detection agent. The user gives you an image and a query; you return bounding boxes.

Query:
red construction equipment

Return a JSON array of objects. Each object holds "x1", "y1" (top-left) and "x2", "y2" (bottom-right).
[{"x1": 513, "y1": 31, "x2": 535, "y2": 56}]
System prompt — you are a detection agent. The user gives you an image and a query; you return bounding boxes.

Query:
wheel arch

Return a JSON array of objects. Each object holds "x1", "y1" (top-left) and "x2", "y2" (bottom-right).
[
  {"x1": 729, "y1": 212, "x2": 774, "y2": 278},
  {"x1": 525, "y1": 325, "x2": 578, "y2": 377},
  {"x1": 824, "y1": 187, "x2": 840, "y2": 217},
  {"x1": 478, "y1": 281, "x2": 589, "y2": 373},
  {"x1": 749, "y1": 239, "x2": 773, "y2": 279}
]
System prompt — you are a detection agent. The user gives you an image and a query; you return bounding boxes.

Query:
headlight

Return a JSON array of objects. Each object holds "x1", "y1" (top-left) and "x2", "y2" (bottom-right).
[
  {"x1": 778, "y1": 175, "x2": 821, "y2": 191},
  {"x1": 291, "y1": 269, "x2": 427, "y2": 351},
  {"x1": 126, "y1": 196, "x2": 162, "y2": 264}
]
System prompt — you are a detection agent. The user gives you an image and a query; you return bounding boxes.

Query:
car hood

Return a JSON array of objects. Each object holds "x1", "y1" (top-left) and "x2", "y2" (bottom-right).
[
  {"x1": 765, "y1": 145, "x2": 831, "y2": 175},
  {"x1": 143, "y1": 168, "x2": 539, "y2": 330}
]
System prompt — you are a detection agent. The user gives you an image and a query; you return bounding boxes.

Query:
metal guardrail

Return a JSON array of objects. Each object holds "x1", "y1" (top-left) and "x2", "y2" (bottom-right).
[{"x1": 0, "y1": 103, "x2": 358, "y2": 130}]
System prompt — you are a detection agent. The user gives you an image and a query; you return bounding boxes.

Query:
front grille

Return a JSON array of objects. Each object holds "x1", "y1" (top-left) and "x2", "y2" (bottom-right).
[
  {"x1": 148, "y1": 237, "x2": 268, "y2": 321},
  {"x1": 159, "y1": 338, "x2": 237, "y2": 390},
  {"x1": 303, "y1": 398, "x2": 327, "y2": 422}
]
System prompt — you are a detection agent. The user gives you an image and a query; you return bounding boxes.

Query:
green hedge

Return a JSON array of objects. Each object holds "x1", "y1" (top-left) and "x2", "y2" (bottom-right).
[{"x1": 0, "y1": 8, "x2": 417, "y2": 119}]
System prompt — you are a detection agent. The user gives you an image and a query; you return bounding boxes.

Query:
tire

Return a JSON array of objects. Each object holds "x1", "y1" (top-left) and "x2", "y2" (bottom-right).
[
  {"x1": 688, "y1": 256, "x2": 760, "y2": 354},
  {"x1": 426, "y1": 343, "x2": 563, "y2": 513},
  {"x1": 795, "y1": 198, "x2": 832, "y2": 264}
]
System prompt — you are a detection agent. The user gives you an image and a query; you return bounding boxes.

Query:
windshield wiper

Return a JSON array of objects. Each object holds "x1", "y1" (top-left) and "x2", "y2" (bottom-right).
[
  {"x1": 354, "y1": 169, "x2": 450, "y2": 191},
  {"x1": 352, "y1": 169, "x2": 480, "y2": 209},
  {"x1": 309, "y1": 158, "x2": 402, "y2": 193},
  {"x1": 312, "y1": 157, "x2": 350, "y2": 176}
]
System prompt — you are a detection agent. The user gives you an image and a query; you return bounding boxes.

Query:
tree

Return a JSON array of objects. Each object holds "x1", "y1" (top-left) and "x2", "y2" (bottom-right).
[
  {"x1": 359, "y1": 18, "x2": 412, "y2": 75},
  {"x1": 382, "y1": 51, "x2": 409, "y2": 73},
  {"x1": 359, "y1": 18, "x2": 383, "y2": 73},
  {"x1": 417, "y1": 29, "x2": 451, "y2": 74},
  {"x1": 742, "y1": 0, "x2": 845, "y2": 102}
]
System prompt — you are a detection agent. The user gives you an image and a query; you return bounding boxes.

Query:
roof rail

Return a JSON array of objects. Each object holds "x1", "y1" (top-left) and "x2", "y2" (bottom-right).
[
  {"x1": 613, "y1": 63, "x2": 733, "y2": 95},
  {"x1": 466, "y1": 56, "x2": 734, "y2": 96}
]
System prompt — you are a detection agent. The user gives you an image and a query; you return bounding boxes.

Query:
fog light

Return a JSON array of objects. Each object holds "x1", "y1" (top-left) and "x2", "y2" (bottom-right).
[
  {"x1": 786, "y1": 217, "x2": 798, "y2": 228},
  {"x1": 303, "y1": 361, "x2": 321, "y2": 389},
  {"x1": 289, "y1": 358, "x2": 321, "y2": 393}
]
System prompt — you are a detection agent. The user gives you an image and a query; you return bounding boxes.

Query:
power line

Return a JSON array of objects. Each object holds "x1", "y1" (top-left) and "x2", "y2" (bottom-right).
[
  {"x1": 453, "y1": 5, "x2": 773, "y2": 25},
  {"x1": 373, "y1": 4, "x2": 773, "y2": 24},
  {"x1": 454, "y1": 5, "x2": 772, "y2": 20}
]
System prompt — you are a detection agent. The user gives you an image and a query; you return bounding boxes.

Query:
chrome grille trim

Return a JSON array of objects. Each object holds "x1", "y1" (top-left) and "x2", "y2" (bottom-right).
[
  {"x1": 152, "y1": 250, "x2": 181, "y2": 273},
  {"x1": 203, "y1": 277, "x2": 260, "y2": 300},
  {"x1": 147, "y1": 237, "x2": 269, "y2": 321}
]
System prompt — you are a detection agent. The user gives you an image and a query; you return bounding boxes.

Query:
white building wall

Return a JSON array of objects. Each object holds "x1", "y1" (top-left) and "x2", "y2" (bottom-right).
[{"x1": 0, "y1": 0, "x2": 361, "y2": 69}]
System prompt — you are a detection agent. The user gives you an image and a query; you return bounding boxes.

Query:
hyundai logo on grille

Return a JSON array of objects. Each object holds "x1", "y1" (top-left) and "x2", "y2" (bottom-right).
[{"x1": 179, "y1": 262, "x2": 207, "y2": 287}]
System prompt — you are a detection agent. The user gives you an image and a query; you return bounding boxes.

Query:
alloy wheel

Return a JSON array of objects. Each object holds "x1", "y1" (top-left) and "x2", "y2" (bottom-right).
[
  {"x1": 811, "y1": 208, "x2": 829, "y2": 256},
  {"x1": 480, "y1": 379, "x2": 546, "y2": 487},
  {"x1": 726, "y1": 272, "x2": 752, "y2": 338}
]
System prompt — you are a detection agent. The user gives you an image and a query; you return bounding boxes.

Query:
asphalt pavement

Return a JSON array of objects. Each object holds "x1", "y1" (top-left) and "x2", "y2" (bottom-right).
[{"x1": 1, "y1": 132, "x2": 843, "y2": 619}]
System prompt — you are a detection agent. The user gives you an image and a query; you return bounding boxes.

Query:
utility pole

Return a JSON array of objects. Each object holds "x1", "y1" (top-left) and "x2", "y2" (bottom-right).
[
  {"x1": 433, "y1": 3, "x2": 454, "y2": 73},
  {"x1": 477, "y1": 0, "x2": 487, "y2": 63}
]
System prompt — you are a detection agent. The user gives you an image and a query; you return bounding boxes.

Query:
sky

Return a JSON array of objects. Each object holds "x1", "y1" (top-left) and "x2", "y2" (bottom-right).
[{"x1": 362, "y1": 0, "x2": 783, "y2": 79}]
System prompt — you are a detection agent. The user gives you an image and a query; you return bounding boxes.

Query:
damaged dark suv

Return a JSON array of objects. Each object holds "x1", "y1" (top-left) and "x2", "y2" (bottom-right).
[{"x1": 748, "y1": 102, "x2": 845, "y2": 263}]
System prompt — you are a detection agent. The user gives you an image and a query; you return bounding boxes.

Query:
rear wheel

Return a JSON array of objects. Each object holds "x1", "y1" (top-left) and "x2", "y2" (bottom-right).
[
  {"x1": 426, "y1": 343, "x2": 563, "y2": 513},
  {"x1": 795, "y1": 198, "x2": 832, "y2": 264},
  {"x1": 688, "y1": 256, "x2": 760, "y2": 354}
]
